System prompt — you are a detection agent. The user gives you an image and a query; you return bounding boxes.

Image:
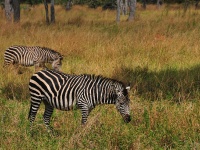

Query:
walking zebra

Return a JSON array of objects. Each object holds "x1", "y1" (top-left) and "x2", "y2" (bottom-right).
[
  {"x1": 4, "y1": 45, "x2": 63, "y2": 72},
  {"x1": 28, "y1": 70, "x2": 131, "y2": 132}
]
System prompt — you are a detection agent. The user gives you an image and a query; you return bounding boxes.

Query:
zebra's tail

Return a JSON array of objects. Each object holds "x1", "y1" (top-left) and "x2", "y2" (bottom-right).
[
  {"x1": 28, "y1": 104, "x2": 32, "y2": 120},
  {"x1": 3, "y1": 59, "x2": 13, "y2": 68},
  {"x1": 3, "y1": 60, "x2": 7, "y2": 68}
]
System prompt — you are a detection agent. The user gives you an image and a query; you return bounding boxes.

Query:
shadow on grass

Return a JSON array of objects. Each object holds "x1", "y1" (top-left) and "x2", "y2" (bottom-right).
[
  {"x1": 0, "y1": 67, "x2": 32, "y2": 101},
  {"x1": 113, "y1": 65, "x2": 200, "y2": 102},
  {"x1": 1, "y1": 65, "x2": 199, "y2": 102},
  {"x1": 1, "y1": 81, "x2": 30, "y2": 101}
]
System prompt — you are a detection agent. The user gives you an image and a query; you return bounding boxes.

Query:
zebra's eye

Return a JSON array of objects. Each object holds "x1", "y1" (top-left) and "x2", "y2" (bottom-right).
[
  {"x1": 116, "y1": 90, "x2": 123, "y2": 96},
  {"x1": 117, "y1": 98, "x2": 125, "y2": 104},
  {"x1": 120, "y1": 102, "x2": 125, "y2": 105}
]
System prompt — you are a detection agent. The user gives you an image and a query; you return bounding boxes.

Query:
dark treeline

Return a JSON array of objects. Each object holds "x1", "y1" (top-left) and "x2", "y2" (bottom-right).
[{"x1": 1, "y1": 0, "x2": 199, "y2": 9}]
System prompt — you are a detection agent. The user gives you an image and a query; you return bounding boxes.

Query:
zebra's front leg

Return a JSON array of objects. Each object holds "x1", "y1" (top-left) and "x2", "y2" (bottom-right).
[
  {"x1": 34, "y1": 63, "x2": 40, "y2": 72},
  {"x1": 43, "y1": 101, "x2": 57, "y2": 136},
  {"x1": 34, "y1": 62, "x2": 47, "y2": 72},
  {"x1": 14, "y1": 64, "x2": 22, "y2": 74},
  {"x1": 79, "y1": 106, "x2": 90, "y2": 125},
  {"x1": 40, "y1": 62, "x2": 48, "y2": 70}
]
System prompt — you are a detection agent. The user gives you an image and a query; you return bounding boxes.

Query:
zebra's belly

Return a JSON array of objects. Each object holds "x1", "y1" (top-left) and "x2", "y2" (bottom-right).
[
  {"x1": 60, "y1": 104, "x2": 78, "y2": 111},
  {"x1": 20, "y1": 60, "x2": 34, "y2": 66},
  {"x1": 51, "y1": 98, "x2": 77, "y2": 111}
]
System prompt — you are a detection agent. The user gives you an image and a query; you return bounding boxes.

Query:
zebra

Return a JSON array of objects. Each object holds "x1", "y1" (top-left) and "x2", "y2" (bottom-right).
[
  {"x1": 28, "y1": 69, "x2": 131, "y2": 133},
  {"x1": 4, "y1": 45, "x2": 63, "y2": 72}
]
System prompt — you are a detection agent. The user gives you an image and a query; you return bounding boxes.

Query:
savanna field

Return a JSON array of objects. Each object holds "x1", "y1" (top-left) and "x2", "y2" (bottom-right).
[{"x1": 0, "y1": 4, "x2": 200, "y2": 149}]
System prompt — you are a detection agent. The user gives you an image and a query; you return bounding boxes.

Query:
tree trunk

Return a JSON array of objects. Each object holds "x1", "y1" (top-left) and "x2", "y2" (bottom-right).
[
  {"x1": 157, "y1": 0, "x2": 162, "y2": 9},
  {"x1": 120, "y1": 0, "x2": 128, "y2": 15},
  {"x1": 128, "y1": 0, "x2": 136, "y2": 21},
  {"x1": 183, "y1": 0, "x2": 189, "y2": 13},
  {"x1": 5, "y1": 0, "x2": 13, "y2": 21},
  {"x1": 142, "y1": 0, "x2": 146, "y2": 9},
  {"x1": 13, "y1": 0, "x2": 20, "y2": 22},
  {"x1": 195, "y1": 0, "x2": 199, "y2": 9},
  {"x1": 44, "y1": 0, "x2": 49, "y2": 24},
  {"x1": 124, "y1": 0, "x2": 128, "y2": 15},
  {"x1": 120, "y1": 0, "x2": 124, "y2": 15},
  {"x1": 66, "y1": 0, "x2": 72, "y2": 10},
  {"x1": 50, "y1": 0, "x2": 55, "y2": 23},
  {"x1": 116, "y1": 0, "x2": 121, "y2": 23}
]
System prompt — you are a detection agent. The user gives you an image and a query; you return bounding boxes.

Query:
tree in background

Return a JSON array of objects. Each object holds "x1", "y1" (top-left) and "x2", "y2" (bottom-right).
[
  {"x1": 117, "y1": 0, "x2": 136, "y2": 22},
  {"x1": 5, "y1": 0, "x2": 13, "y2": 21},
  {"x1": 13, "y1": 0, "x2": 20, "y2": 22},
  {"x1": 66, "y1": 0, "x2": 72, "y2": 10},
  {"x1": 4, "y1": 0, "x2": 20, "y2": 22},
  {"x1": 142, "y1": 0, "x2": 147, "y2": 9},
  {"x1": 195, "y1": 0, "x2": 199, "y2": 9},
  {"x1": 157, "y1": 0, "x2": 162, "y2": 9},
  {"x1": 116, "y1": 0, "x2": 120, "y2": 22},
  {"x1": 4, "y1": 0, "x2": 199, "y2": 24},
  {"x1": 44, "y1": 0, "x2": 55, "y2": 24},
  {"x1": 50, "y1": 0, "x2": 55, "y2": 23},
  {"x1": 128, "y1": 0, "x2": 136, "y2": 21},
  {"x1": 120, "y1": 0, "x2": 128, "y2": 15}
]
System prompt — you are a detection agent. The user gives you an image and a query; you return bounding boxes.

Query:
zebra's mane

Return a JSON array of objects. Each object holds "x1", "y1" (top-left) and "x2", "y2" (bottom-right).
[
  {"x1": 40, "y1": 47, "x2": 61, "y2": 55},
  {"x1": 81, "y1": 74, "x2": 126, "y2": 88},
  {"x1": 11, "y1": 45, "x2": 61, "y2": 56}
]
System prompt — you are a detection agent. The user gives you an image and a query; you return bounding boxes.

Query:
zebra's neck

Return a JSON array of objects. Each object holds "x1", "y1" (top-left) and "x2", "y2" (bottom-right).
[
  {"x1": 82, "y1": 76, "x2": 117, "y2": 107},
  {"x1": 93, "y1": 91, "x2": 116, "y2": 106}
]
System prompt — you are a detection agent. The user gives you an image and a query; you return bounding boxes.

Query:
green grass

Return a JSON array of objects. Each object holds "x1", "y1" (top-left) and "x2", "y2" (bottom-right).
[
  {"x1": 0, "y1": 4, "x2": 200, "y2": 149},
  {"x1": 1, "y1": 98, "x2": 200, "y2": 149}
]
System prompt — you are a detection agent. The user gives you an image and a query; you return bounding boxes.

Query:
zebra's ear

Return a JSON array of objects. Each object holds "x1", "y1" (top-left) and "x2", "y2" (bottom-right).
[
  {"x1": 60, "y1": 55, "x2": 64, "y2": 59},
  {"x1": 126, "y1": 83, "x2": 131, "y2": 91},
  {"x1": 126, "y1": 86, "x2": 130, "y2": 91}
]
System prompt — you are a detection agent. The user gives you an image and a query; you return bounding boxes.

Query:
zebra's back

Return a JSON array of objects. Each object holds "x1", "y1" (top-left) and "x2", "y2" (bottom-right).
[
  {"x1": 29, "y1": 70, "x2": 70, "y2": 99},
  {"x1": 4, "y1": 45, "x2": 36, "y2": 66},
  {"x1": 4, "y1": 45, "x2": 63, "y2": 71},
  {"x1": 29, "y1": 70, "x2": 116, "y2": 110},
  {"x1": 29, "y1": 70, "x2": 85, "y2": 110}
]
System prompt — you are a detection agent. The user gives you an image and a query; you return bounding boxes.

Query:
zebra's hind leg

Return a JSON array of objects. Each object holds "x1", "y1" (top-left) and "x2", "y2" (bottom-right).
[
  {"x1": 43, "y1": 100, "x2": 57, "y2": 136},
  {"x1": 28, "y1": 101, "x2": 41, "y2": 136}
]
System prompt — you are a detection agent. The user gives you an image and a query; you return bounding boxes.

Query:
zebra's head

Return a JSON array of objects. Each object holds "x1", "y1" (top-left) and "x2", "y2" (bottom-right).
[
  {"x1": 52, "y1": 59, "x2": 62, "y2": 71},
  {"x1": 53, "y1": 53, "x2": 63, "y2": 60},
  {"x1": 115, "y1": 84, "x2": 131, "y2": 123},
  {"x1": 52, "y1": 53, "x2": 63, "y2": 71}
]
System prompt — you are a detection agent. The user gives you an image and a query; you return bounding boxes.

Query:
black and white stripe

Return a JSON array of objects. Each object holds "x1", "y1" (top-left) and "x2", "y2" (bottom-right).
[
  {"x1": 28, "y1": 70, "x2": 131, "y2": 131},
  {"x1": 4, "y1": 45, "x2": 63, "y2": 71}
]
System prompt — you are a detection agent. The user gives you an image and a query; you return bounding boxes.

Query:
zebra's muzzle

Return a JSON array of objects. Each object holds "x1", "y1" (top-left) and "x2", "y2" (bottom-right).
[{"x1": 123, "y1": 114, "x2": 131, "y2": 123}]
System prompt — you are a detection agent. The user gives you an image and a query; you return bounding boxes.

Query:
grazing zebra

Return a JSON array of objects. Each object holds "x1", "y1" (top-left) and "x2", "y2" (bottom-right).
[
  {"x1": 4, "y1": 45, "x2": 63, "y2": 72},
  {"x1": 28, "y1": 70, "x2": 131, "y2": 132}
]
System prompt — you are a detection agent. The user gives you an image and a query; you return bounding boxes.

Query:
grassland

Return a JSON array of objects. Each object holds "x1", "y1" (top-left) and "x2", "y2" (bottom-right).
[{"x1": 0, "y1": 4, "x2": 200, "y2": 149}]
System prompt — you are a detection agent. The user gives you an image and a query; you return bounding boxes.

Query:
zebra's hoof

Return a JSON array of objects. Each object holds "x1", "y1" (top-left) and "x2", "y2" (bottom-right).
[{"x1": 47, "y1": 128, "x2": 59, "y2": 137}]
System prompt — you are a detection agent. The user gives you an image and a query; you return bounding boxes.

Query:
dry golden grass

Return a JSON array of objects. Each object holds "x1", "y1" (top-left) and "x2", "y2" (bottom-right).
[{"x1": 0, "y1": 4, "x2": 199, "y2": 149}]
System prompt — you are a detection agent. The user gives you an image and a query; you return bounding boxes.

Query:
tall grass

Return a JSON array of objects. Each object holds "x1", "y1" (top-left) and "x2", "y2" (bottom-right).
[{"x1": 0, "y1": 4, "x2": 200, "y2": 149}]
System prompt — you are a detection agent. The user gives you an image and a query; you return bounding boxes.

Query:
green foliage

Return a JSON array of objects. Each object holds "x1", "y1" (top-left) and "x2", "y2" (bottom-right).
[
  {"x1": 0, "y1": 99, "x2": 200, "y2": 149},
  {"x1": 87, "y1": 0, "x2": 102, "y2": 8},
  {"x1": 73, "y1": 0, "x2": 88, "y2": 5}
]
